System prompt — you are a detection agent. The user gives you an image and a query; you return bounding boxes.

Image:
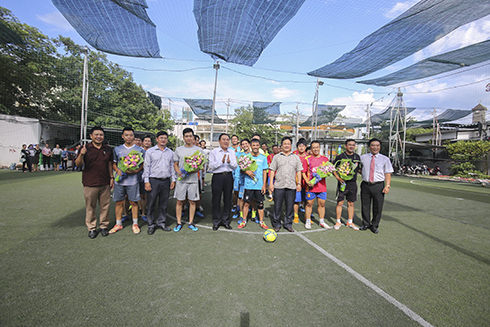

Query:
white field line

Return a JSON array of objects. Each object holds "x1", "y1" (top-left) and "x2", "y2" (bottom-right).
[{"x1": 296, "y1": 232, "x2": 433, "y2": 327}]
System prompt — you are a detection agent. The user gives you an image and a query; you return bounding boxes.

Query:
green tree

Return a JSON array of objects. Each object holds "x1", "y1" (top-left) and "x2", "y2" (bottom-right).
[
  {"x1": 447, "y1": 140, "x2": 490, "y2": 178},
  {"x1": 231, "y1": 105, "x2": 284, "y2": 146}
]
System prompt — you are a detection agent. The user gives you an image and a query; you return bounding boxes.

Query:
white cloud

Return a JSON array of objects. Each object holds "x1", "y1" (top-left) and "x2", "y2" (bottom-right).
[
  {"x1": 270, "y1": 87, "x2": 300, "y2": 99},
  {"x1": 384, "y1": 0, "x2": 419, "y2": 19},
  {"x1": 326, "y1": 88, "x2": 392, "y2": 118},
  {"x1": 37, "y1": 11, "x2": 74, "y2": 31}
]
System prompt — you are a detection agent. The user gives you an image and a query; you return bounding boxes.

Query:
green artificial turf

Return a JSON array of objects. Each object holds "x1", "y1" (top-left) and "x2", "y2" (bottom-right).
[{"x1": 0, "y1": 170, "x2": 489, "y2": 326}]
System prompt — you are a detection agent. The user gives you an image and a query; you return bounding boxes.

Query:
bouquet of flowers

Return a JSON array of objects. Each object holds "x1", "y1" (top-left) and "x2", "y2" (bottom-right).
[
  {"x1": 178, "y1": 150, "x2": 207, "y2": 180},
  {"x1": 115, "y1": 150, "x2": 144, "y2": 182},
  {"x1": 335, "y1": 159, "x2": 358, "y2": 181},
  {"x1": 238, "y1": 154, "x2": 258, "y2": 183},
  {"x1": 309, "y1": 161, "x2": 336, "y2": 185}
]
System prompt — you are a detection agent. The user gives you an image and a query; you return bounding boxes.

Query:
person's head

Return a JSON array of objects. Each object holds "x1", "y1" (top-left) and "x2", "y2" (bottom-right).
[
  {"x1": 22, "y1": 144, "x2": 26, "y2": 149},
  {"x1": 156, "y1": 131, "x2": 168, "y2": 148},
  {"x1": 272, "y1": 144, "x2": 279, "y2": 155},
  {"x1": 251, "y1": 133, "x2": 261, "y2": 141},
  {"x1": 35, "y1": 144, "x2": 39, "y2": 149},
  {"x1": 134, "y1": 136, "x2": 142, "y2": 147},
  {"x1": 345, "y1": 139, "x2": 356, "y2": 154},
  {"x1": 281, "y1": 136, "x2": 292, "y2": 152},
  {"x1": 306, "y1": 146, "x2": 311, "y2": 155},
  {"x1": 199, "y1": 140, "x2": 206, "y2": 149},
  {"x1": 368, "y1": 138, "x2": 381, "y2": 155},
  {"x1": 121, "y1": 127, "x2": 134, "y2": 145},
  {"x1": 182, "y1": 128, "x2": 195, "y2": 146},
  {"x1": 90, "y1": 126, "x2": 105, "y2": 145},
  {"x1": 310, "y1": 140, "x2": 321, "y2": 156},
  {"x1": 45, "y1": 143, "x2": 49, "y2": 148},
  {"x1": 142, "y1": 135, "x2": 152, "y2": 149},
  {"x1": 28, "y1": 144, "x2": 33, "y2": 149},
  {"x1": 56, "y1": 144, "x2": 60, "y2": 149},
  {"x1": 231, "y1": 135, "x2": 239, "y2": 146},
  {"x1": 261, "y1": 143, "x2": 268, "y2": 152},
  {"x1": 240, "y1": 138, "x2": 250, "y2": 152},
  {"x1": 296, "y1": 138, "x2": 307, "y2": 154},
  {"x1": 64, "y1": 147, "x2": 67, "y2": 151},
  {"x1": 250, "y1": 138, "x2": 261, "y2": 155},
  {"x1": 194, "y1": 135, "x2": 200, "y2": 146},
  {"x1": 218, "y1": 133, "x2": 230, "y2": 149}
]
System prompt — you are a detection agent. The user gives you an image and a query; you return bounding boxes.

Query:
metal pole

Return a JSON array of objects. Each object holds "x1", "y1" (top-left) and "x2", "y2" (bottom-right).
[
  {"x1": 210, "y1": 62, "x2": 220, "y2": 148},
  {"x1": 295, "y1": 102, "x2": 300, "y2": 142},
  {"x1": 226, "y1": 98, "x2": 230, "y2": 134},
  {"x1": 80, "y1": 46, "x2": 88, "y2": 145}
]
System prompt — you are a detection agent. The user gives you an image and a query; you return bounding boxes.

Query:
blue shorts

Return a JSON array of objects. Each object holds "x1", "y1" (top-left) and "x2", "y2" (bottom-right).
[
  {"x1": 295, "y1": 189, "x2": 306, "y2": 202},
  {"x1": 113, "y1": 183, "x2": 141, "y2": 202},
  {"x1": 306, "y1": 191, "x2": 326, "y2": 201},
  {"x1": 238, "y1": 184, "x2": 245, "y2": 199}
]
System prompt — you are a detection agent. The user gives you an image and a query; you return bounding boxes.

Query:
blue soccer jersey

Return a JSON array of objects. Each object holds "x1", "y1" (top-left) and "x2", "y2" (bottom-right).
[{"x1": 243, "y1": 153, "x2": 268, "y2": 190}]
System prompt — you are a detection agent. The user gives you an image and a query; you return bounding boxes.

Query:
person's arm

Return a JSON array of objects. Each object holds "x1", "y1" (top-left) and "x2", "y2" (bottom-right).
[
  {"x1": 262, "y1": 169, "x2": 267, "y2": 194},
  {"x1": 208, "y1": 149, "x2": 220, "y2": 171},
  {"x1": 296, "y1": 171, "x2": 302, "y2": 192},
  {"x1": 228, "y1": 151, "x2": 237, "y2": 170},
  {"x1": 269, "y1": 170, "x2": 275, "y2": 193},
  {"x1": 108, "y1": 160, "x2": 114, "y2": 188},
  {"x1": 75, "y1": 145, "x2": 86, "y2": 167},
  {"x1": 383, "y1": 173, "x2": 391, "y2": 194},
  {"x1": 174, "y1": 161, "x2": 181, "y2": 177}
]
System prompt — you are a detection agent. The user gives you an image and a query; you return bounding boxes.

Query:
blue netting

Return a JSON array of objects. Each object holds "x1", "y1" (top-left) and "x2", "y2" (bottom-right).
[
  {"x1": 193, "y1": 0, "x2": 306, "y2": 66},
  {"x1": 308, "y1": 0, "x2": 490, "y2": 79},
  {"x1": 359, "y1": 40, "x2": 490, "y2": 86},
  {"x1": 371, "y1": 107, "x2": 416, "y2": 125},
  {"x1": 300, "y1": 105, "x2": 345, "y2": 126},
  {"x1": 147, "y1": 91, "x2": 162, "y2": 109},
  {"x1": 52, "y1": 0, "x2": 160, "y2": 58},
  {"x1": 252, "y1": 101, "x2": 281, "y2": 124},
  {"x1": 408, "y1": 109, "x2": 472, "y2": 126},
  {"x1": 183, "y1": 98, "x2": 225, "y2": 123}
]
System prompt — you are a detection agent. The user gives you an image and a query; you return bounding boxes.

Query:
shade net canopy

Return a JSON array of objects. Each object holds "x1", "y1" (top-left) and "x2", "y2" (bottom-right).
[
  {"x1": 308, "y1": 0, "x2": 490, "y2": 79},
  {"x1": 300, "y1": 105, "x2": 345, "y2": 126},
  {"x1": 407, "y1": 109, "x2": 472, "y2": 126},
  {"x1": 252, "y1": 101, "x2": 282, "y2": 124},
  {"x1": 370, "y1": 106, "x2": 416, "y2": 125},
  {"x1": 147, "y1": 91, "x2": 162, "y2": 109},
  {"x1": 359, "y1": 40, "x2": 490, "y2": 86},
  {"x1": 0, "y1": 20, "x2": 25, "y2": 45},
  {"x1": 184, "y1": 98, "x2": 225, "y2": 123},
  {"x1": 52, "y1": 0, "x2": 160, "y2": 58},
  {"x1": 193, "y1": 0, "x2": 306, "y2": 66}
]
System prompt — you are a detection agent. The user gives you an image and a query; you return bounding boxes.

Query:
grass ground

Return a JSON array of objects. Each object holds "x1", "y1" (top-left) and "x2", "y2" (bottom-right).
[{"x1": 0, "y1": 170, "x2": 489, "y2": 326}]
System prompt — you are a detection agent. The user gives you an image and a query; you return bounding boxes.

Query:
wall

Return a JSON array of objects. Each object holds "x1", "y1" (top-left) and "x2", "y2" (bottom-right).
[{"x1": 0, "y1": 114, "x2": 41, "y2": 167}]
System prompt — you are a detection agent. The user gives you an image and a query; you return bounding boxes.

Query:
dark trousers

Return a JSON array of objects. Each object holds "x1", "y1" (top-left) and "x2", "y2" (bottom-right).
[
  {"x1": 43, "y1": 155, "x2": 51, "y2": 170},
  {"x1": 272, "y1": 188, "x2": 296, "y2": 229},
  {"x1": 360, "y1": 181, "x2": 385, "y2": 228},
  {"x1": 211, "y1": 173, "x2": 234, "y2": 226},
  {"x1": 22, "y1": 157, "x2": 32, "y2": 172},
  {"x1": 146, "y1": 178, "x2": 170, "y2": 228}
]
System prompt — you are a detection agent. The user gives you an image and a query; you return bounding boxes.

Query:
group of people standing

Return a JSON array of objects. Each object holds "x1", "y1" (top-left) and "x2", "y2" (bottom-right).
[
  {"x1": 77, "y1": 125, "x2": 393, "y2": 239},
  {"x1": 20, "y1": 143, "x2": 70, "y2": 172}
]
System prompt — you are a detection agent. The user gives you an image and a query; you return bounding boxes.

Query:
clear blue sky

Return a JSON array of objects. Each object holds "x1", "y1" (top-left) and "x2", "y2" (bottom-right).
[{"x1": 4, "y1": 0, "x2": 490, "y2": 123}]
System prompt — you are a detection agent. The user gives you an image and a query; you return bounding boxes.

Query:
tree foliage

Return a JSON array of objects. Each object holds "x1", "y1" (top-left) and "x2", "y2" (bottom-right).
[
  {"x1": 0, "y1": 7, "x2": 173, "y2": 134},
  {"x1": 447, "y1": 140, "x2": 490, "y2": 178},
  {"x1": 231, "y1": 105, "x2": 286, "y2": 146}
]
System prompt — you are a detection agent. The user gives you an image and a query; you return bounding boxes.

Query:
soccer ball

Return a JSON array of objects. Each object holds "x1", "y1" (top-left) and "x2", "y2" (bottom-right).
[{"x1": 263, "y1": 229, "x2": 277, "y2": 243}]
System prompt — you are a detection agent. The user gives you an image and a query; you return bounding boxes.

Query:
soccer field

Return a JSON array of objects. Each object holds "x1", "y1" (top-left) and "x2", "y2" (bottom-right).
[{"x1": 0, "y1": 170, "x2": 489, "y2": 326}]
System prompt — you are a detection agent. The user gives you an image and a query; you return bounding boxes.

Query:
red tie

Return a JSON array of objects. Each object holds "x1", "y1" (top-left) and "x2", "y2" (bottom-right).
[{"x1": 369, "y1": 155, "x2": 375, "y2": 183}]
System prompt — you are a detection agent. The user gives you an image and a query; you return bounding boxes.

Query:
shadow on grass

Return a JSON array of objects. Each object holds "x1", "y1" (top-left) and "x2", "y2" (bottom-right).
[{"x1": 383, "y1": 213, "x2": 490, "y2": 266}]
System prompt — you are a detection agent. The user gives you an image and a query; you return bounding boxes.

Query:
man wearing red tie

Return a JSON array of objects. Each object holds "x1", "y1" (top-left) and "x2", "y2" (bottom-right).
[{"x1": 360, "y1": 138, "x2": 393, "y2": 234}]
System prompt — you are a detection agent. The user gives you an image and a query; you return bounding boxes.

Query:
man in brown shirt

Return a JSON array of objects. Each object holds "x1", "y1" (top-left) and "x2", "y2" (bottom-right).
[{"x1": 75, "y1": 127, "x2": 114, "y2": 239}]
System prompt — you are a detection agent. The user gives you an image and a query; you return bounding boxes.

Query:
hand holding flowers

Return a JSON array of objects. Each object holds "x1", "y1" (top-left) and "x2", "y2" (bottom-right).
[
  {"x1": 115, "y1": 150, "x2": 144, "y2": 182},
  {"x1": 238, "y1": 155, "x2": 259, "y2": 183},
  {"x1": 178, "y1": 150, "x2": 207, "y2": 181},
  {"x1": 309, "y1": 161, "x2": 336, "y2": 186}
]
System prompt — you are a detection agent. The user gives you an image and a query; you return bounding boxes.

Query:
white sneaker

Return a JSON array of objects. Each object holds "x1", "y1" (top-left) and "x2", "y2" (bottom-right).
[
  {"x1": 305, "y1": 220, "x2": 312, "y2": 230},
  {"x1": 320, "y1": 222, "x2": 332, "y2": 229}
]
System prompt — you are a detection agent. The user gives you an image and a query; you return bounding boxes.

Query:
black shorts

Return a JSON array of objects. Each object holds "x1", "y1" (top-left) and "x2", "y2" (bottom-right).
[
  {"x1": 243, "y1": 189, "x2": 264, "y2": 205},
  {"x1": 337, "y1": 182, "x2": 357, "y2": 203}
]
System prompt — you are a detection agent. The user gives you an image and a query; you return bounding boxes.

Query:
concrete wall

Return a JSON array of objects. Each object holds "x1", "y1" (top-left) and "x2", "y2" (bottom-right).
[{"x1": 0, "y1": 114, "x2": 41, "y2": 167}]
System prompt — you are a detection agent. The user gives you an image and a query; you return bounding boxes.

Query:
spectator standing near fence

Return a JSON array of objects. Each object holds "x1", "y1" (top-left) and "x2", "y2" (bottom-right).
[
  {"x1": 75, "y1": 127, "x2": 114, "y2": 239},
  {"x1": 42, "y1": 143, "x2": 52, "y2": 171},
  {"x1": 52, "y1": 144, "x2": 62, "y2": 171}
]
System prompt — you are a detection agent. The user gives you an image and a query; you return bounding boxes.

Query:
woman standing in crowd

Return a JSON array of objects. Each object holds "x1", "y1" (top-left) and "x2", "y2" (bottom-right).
[
  {"x1": 21, "y1": 144, "x2": 31, "y2": 172},
  {"x1": 52, "y1": 144, "x2": 62, "y2": 171}
]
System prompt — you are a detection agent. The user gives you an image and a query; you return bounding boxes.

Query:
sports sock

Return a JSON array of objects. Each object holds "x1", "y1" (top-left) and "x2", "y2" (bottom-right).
[
  {"x1": 320, "y1": 218, "x2": 325, "y2": 224},
  {"x1": 337, "y1": 219, "x2": 341, "y2": 223},
  {"x1": 240, "y1": 211, "x2": 243, "y2": 218},
  {"x1": 133, "y1": 218, "x2": 138, "y2": 225},
  {"x1": 348, "y1": 219, "x2": 353, "y2": 224},
  {"x1": 116, "y1": 219, "x2": 122, "y2": 226},
  {"x1": 251, "y1": 210, "x2": 256, "y2": 218}
]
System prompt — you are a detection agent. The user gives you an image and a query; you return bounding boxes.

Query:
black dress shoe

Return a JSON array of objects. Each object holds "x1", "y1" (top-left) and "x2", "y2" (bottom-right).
[
  {"x1": 147, "y1": 227, "x2": 155, "y2": 235},
  {"x1": 274, "y1": 227, "x2": 280, "y2": 232},
  {"x1": 285, "y1": 227, "x2": 295, "y2": 232},
  {"x1": 212, "y1": 225, "x2": 219, "y2": 231},
  {"x1": 359, "y1": 225, "x2": 370, "y2": 231},
  {"x1": 223, "y1": 224, "x2": 233, "y2": 230},
  {"x1": 100, "y1": 228, "x2": 109, "y2": 237},
  {"x1": 160, "y1": 225, "x2": 171, "y2": 232},
  {"x1": 370, "y1": 226, "x2": 379, "y2": 234},
  {"x1": 88, "y1": 230, "x2": 98, "y2": 239}
]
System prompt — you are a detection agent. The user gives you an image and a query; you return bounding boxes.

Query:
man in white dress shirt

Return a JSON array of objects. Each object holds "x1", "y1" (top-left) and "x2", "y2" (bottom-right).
[{"x1": 208, "y1": 133, "x2": 237, "y2": 230}]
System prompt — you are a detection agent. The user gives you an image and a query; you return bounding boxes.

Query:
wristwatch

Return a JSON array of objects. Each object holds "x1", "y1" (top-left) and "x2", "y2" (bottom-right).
[{"x1": 386, "y1": 185, "x2": 391, "y2": 188}]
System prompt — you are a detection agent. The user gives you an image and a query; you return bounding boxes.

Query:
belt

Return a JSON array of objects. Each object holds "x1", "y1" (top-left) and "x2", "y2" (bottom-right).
[
  {"x1": 150, "y1": 177, "x2": 170, "y2": 181},
  {"x1": 362, "y1": 181, "x2": 384, "y2": 185},
  {"x1": 214, "y1": 171, "x2": 232, "y2": 175}
]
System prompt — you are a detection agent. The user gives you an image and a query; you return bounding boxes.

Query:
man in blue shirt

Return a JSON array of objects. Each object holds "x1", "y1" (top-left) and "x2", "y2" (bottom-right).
[
  {"x1": 143, "y1": 131, "x2": 176, "y2": 235},
  {"x1": 238, "y1": 139, "x2": 269, "y2": 229},
  {"x1": 109, "y1": 127, "x2": 145, "y2": 235}
]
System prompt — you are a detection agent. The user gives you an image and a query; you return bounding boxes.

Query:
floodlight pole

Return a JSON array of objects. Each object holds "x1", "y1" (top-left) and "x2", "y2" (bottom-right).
[
  {"x1": 226, "y1": 98, "x2": 230, "y2": 134},
  {"x1": 79, "y1": 46, "x2": 89, "y2": 145},
  {"x1": 210, "y1": 62, "x2": 220, "y2": 148},
  {"x1": 311, "y1": 78, "x2": 323, "y2": 140},
  {"x1": 295, "y1": 102, "x2": 300, "y2": 142},
  {"x1": 388, "y1": 88, "x2": 407, "y2": 169},
  {"x1": 365, "y1": 103, "x2": 371, "y2": 139}
]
